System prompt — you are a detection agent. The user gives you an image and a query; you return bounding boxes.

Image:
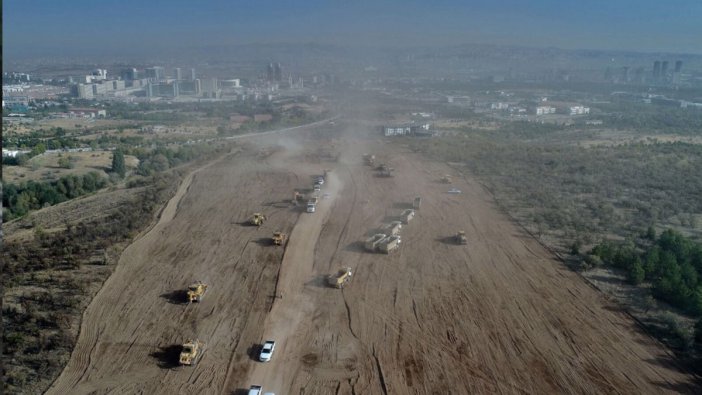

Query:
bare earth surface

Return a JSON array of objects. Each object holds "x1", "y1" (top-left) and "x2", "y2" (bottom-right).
[{"x1": 47, "y1": 128, "x2": 697, "y2": 394}]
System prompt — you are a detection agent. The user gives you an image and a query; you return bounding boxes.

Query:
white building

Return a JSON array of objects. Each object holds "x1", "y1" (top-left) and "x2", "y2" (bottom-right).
[
  {"x1": 569, "y1": 106, "x2": 591, "y2": 115},
  {"x1": 535, "y1": 106, "x2": 556, "y2": 115}
]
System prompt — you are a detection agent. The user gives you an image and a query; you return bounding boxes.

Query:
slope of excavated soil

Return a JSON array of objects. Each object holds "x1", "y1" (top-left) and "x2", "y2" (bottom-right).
[{"x1": 48, "y1": 130, "x2": 698, "y2": 394}]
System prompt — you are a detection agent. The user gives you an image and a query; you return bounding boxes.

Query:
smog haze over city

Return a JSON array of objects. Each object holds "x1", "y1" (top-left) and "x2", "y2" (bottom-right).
[{"x1": 3, "y1": 1, "x2": 702, "y2": 394}]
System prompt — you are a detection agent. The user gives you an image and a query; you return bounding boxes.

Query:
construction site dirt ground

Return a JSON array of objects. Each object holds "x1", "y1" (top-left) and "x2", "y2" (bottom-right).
[{"x1": 47, "y1": 126, "x2": 699, "y2": 394}]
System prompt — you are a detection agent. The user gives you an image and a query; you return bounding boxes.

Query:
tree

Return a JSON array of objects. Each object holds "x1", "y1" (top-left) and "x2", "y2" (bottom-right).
[
  {"x1": 628, "y1": 258, "x2": 645, "y2": 285},
  {"x1": 57, "y1": 156, "x2": 73, "y2": 169},
  {"x1": 646, "y1": 225, "x2": 656, "y2": 240},
  {"x1": 111, "y1": 149, "x2": 126, "y2": 178}
]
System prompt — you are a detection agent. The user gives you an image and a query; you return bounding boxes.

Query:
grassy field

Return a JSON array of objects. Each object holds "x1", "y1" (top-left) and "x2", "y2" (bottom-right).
[{"x1": 3, "y1": 151, "x2": 139, "y2": 184}]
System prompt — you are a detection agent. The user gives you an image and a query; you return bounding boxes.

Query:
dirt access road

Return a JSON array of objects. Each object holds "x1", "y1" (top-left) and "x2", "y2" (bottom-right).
[{"x1": 48, "y1": 126, "x2": 698, "y2": 394}]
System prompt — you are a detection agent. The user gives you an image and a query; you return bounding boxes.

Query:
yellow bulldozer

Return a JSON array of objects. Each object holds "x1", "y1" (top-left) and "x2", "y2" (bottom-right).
[
  {"x1": 327, "y1": 267, "x2": 353, "y2": 289},
  {"x1": 454, "y1": 231, "x2": 467, "y2": 245},
  {"x1": 272, "y1": 232, "x2": 287, "y2": 246},
  {"x1": 179, "y1": 339, "x2": 205, "y2": 366},
  {"x1": 186, "y1": 281, "x2": 208, "y2": 303},
  {"x1": 249, "y1": 213, "x2": 267, "y2": 226}
]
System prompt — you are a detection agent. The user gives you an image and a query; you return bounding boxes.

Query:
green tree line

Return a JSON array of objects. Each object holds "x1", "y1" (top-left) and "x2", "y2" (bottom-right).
[
  {"x1": 2, "y1": 172, "x2": 107, "y2": 220},
  {"x1": 590, "y1": 229, "x2": 702, "y2": 315}
]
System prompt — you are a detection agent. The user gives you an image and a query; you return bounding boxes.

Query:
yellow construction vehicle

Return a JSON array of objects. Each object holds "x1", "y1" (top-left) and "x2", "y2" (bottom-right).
[
  {"x1": 454, "y1": 231, "x2": 467, "y2": 245},
  {"x1": 327, "y1": 267, "x2": 353, "y2": 289},
  {"x1": 441, "y1": 175, "x2": 452, "y2": 184},
  {"x1": 186, "y1": 281, "x2": 208, "y2": 303},
  {"x1": 249, "y1": 213, "x2": 266, "y2": 226},
  {"x1": 293, "y1": 191, "x2": 305, "y2": 205},
  {"x1": 272, "y1": 232, "x2": 287, "y2": 246},
  {"x1": 179, "y1": 339, "x2": 204, "y2": 366}
]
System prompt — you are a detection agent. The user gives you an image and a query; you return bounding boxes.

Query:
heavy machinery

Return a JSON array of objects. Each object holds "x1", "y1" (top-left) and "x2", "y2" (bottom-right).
[
  {"x1": 293, "y1": 191, "x2": 306, "y2": 205},
  {"x1": 380, "y1": 221, "x2": 402, "y2": 236},
  {"x1": 179, "y1": 339, "x2": 204, "y2": 366},
  {"x1": 327, "y1": 267, "x2": 353, "y2": 289},
  {"x1": 249, "y1": 213, "x2": 266, "y2": 226},
  {"x1": 186, "y1": 281, "x2": 208, "y2": 303},
  {"x1": 378, "y1": 235, "x2": 401, "y2": 254},
  {"x1": 363, "y1": 154, "x2": 375, "y2": 166},
  {"x1": 441, "y1": 175, "x2": 452, "y2": 184},
  {"x1": 413, "y1": 196, "x2": 422, "y2": 210},
  {"x1": 365, "y1": 233, "x2": 387, "y2": 252},
  {"x1": 455, "y1": 231, "x2": 468, "y2": 245},
  {"x1": 377, "y1": 164, "x2": 394, "y2": 177},
  {"x1": 272, "y1": 232, "x2": 287, "y2": 246},
  {"x1": 400, "y1": 209, "x2": 415, "y2": 224}
]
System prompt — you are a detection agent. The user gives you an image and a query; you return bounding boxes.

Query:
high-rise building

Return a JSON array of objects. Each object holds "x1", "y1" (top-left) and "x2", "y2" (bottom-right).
[
  {"x1": 274, "y1": 63, "x2": 282, "y2": 82},
  {"x1": 121, "y1": 68, "x2": 138, "y2": 81},
  {"x1": 190, "y1": 68, "x2": 196, "y2": 80},
  {"x1": 620, "y1": 66, "x2": 630, "y2": 83},
  {"x1": 675, "y1": 60, "x2": 683, "y2": 72},
  {"x1": 147, "y1": 81, "x2": 179, "y2": 97},
  {"x1": 661, "y1": 61, "x2": 669, "y2": 78},
  {"x1": 267, "y1": 63, "x2": 274, "y2": 81},
  {"x1": 653, "y1": 61, "x2": 661, "y2": 80},
  {"x1": 173, "y1": 68, "x2": 182, "y2": 80},
  {"x1": 145, "y1": 66, "x2": 165, "y2": 81}
]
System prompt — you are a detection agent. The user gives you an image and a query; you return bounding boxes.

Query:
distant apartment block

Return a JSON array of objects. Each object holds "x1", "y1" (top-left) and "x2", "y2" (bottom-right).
[
  {"x1": 569, "y1": 106, "x2": 590, "y2": 115},
  {"x1": 382, "y1": 123, "x2": 432, "y2": 137},
  {"x1": 147, "y1": 81, "x2": 179, "y2": 98},
  {"x1": 221, "y1": 79, "x2": 241, "y2": 88},
  {"x1": 178, "y1": 80, "x2": 201, "y2": 95},
  {"x1": 145, "y1": 66, "x2": 165, "y2": 81},
  {"x1": 535, "y1": 106, "x2": 556, "y2": 115}
]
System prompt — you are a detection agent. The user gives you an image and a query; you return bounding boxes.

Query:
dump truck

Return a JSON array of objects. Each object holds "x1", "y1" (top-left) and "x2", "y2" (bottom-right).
[
  {"x1": 187, "y1": 281, "x2": 208, "y2": 303},
  {"x1": 413, "y1": 197, "x2": 422, "y2": 210},
  {"x1": 327, "y1": 267, "x2": 353, "y2": 289},
  {"x1": 363, "y1": 154, "x2": 376, "y2": 166},
  {"x1": 365, "y1": 233, "x2": 387, "y2": 252},
  {"x1": 179, "y1": 339, "x2": 204, "y2": 366},
  {"x1": 441, "y1": 175, "x2": 452, "y2": 184},
  {"x1": 400, "y1": 209, "x2": 415, "y2": 224},
  {"x1": 378, "y1": 235, "x2": 401, "y2": 254},
  {"x1": 454, "y1": 231, "x2": 467, "y2": 245},
  {"x1": 378, "y1": 166, "x2": 394, "y2": 177},
  {"x1": 272, "y1": 232, "x2": 287, "y2": 246},
  {"x1": 249, "y1": 213, "x2": 266, "y2": 226},
  {"x1": 380, "y1": 221, "x2": 402, "y2": 236}
]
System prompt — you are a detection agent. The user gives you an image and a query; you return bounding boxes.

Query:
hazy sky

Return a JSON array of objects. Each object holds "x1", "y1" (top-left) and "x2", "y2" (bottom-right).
[{"x1": 4, "y1": 0, "x2": 702, "y2": 56}]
